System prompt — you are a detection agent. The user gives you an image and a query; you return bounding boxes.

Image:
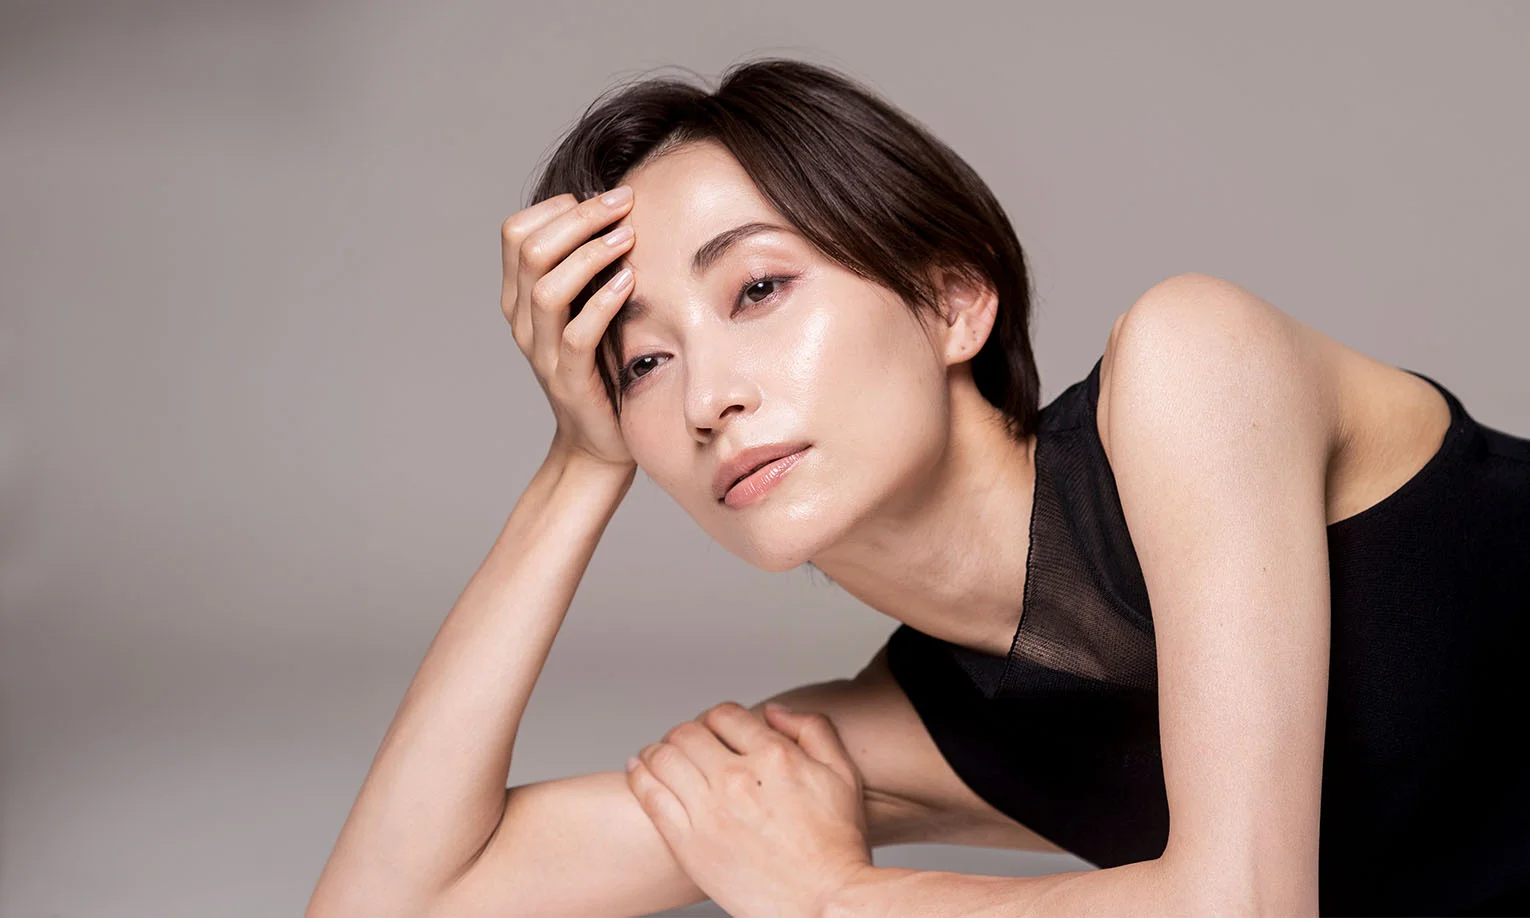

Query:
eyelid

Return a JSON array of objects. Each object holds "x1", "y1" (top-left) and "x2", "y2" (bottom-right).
[
  {"x1": 732, "y1": 271, "x2": 794, "y2": 311},
  {"x1": 616, "y1": 272, "x2": 798, "y2": 391}
]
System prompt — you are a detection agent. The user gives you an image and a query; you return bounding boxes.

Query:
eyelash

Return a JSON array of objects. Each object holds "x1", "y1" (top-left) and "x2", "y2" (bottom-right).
[{"x1": 616, "y1": 272, "x2": 797, "y2": 393}]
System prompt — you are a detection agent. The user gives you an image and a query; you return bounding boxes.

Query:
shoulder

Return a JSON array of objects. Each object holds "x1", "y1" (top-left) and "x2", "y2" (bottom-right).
[
  {"x1": 1092, "y1": 274, "x2": 1338, "y2": 911},
  {"x1": 1095, "y1": 272, "x2": 1344, "y2": 470}
]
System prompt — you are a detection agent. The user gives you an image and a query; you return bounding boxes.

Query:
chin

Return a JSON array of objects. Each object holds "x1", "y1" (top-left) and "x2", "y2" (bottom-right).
[
  {"x1": 748, "y1": 546, "x2": 815, "y2": 574},
  {"x1": 722, "y1": 497, "x2": 857, "y2": 574}
]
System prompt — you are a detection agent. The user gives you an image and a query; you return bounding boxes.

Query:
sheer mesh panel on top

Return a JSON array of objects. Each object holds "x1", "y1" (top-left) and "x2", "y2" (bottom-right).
[{"x1": 943, "y1": 358, "x2": 1159, "y2": 698}]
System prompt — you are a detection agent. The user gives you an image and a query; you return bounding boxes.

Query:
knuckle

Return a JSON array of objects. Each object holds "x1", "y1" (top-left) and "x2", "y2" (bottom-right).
[
  {"x1": 519, "y1": 235, "x2": 551, "y2": 272},
  {"x1": 759, "y1": 740, "x2": 793, "y2": 766},
  {"x1": 559, "y1": 329, "x2": 586, "y2": 358},
  {"x1": 529, "y1": 277, "x2": 559, "y2": 312},
  {"x1": 584, "y1": 245, "x2": 619, "y2": 273},
  {"x1": 719, "y1": 766, "x2": 756, "y2": 794},
  {"x1": 577, "y1": 194, "x2": 608, "y2": 219},
  {"x1": 701, "y1": 705, "x2": 736, "y2": 730},
  {"x1": 672, "y1": 721, "x2": 707, "y2": 742}
]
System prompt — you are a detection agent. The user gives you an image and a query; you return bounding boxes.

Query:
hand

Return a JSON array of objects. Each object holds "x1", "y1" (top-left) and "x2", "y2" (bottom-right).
[
  {"x1": 625, "y1": 702, "x2": 874, "y2": 918},
  {"x1": 500, "y1": 185, "x2": 638, "y2": 472}
]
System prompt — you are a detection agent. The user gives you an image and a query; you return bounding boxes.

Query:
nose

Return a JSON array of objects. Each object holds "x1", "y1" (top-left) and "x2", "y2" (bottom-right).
[{"x1": 685, "y1": 360, "x2": 759, "y2": 439}]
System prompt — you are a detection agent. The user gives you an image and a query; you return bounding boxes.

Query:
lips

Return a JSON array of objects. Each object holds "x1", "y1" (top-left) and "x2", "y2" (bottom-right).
[{"x1": 713, "y1": 441, "x2": 812, "y2": 502}]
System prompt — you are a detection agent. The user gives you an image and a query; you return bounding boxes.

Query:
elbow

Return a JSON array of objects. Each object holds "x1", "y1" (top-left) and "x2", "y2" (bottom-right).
[
  {"x1": 308, "y1": 882, "x2": 470, "y2": 918},
  {"x1": 305, "y1": 884, "x2": 364, "y2": 918},
  {"x1": 305, "y1": 884, "x2": 421, "y2": 918},
  {"x1": 304, "y1": 894, "x2": 338, "y2": 918},
  {"x1": 1159, "y1": 853, "x2": 1318, "y2": 918}
]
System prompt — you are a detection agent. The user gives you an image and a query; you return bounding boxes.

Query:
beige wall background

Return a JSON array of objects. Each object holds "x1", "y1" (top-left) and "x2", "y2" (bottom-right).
[{"x1": 3, "y1": 2, "x2": 1527, "y2": 915}]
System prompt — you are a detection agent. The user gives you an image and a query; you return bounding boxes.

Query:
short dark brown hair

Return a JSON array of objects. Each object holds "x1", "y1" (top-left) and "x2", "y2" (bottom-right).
[{"x1": 527, "y1": 57, "x2": 1040, "y2": 441}]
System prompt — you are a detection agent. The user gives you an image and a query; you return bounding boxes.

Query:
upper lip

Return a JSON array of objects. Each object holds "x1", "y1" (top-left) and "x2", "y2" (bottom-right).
[{"x1": 713, "y1": 441, "x2": 811, "y2": 502}]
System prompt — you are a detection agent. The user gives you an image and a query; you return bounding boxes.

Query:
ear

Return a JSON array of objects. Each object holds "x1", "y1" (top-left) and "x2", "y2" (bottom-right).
[{"x1": 927, "y1": 265, "x2": 999, "y2": 367}]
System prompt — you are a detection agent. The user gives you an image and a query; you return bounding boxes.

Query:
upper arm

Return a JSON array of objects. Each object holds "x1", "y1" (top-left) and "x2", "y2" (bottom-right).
[
  {"x1": 427, "y1": 645, "x2": 1048, "y2": 918},
  {"x1": 1105, "y1": 274, "x2": 1333, "y2": 914}
]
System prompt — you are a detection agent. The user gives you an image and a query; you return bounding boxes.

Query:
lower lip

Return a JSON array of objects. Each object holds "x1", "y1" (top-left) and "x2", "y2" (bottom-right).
[{"x1": 724, "y1": 447, "x2": 810, "y2": 509}]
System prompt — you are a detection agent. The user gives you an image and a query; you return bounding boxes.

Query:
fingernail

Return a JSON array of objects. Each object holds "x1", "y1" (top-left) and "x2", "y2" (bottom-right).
[
  {"x1": 601, "y1": 185, "x2": 633, "y2": 206},
  {"x1": 767, "y1": 701, "x2": 792, "y2": 714},
  {"x1": 625, "y1": 756, "x2": 641, "y2": 771},
  {"x1": 605, "y1": 225, "x2": 633, "y2": 245}
]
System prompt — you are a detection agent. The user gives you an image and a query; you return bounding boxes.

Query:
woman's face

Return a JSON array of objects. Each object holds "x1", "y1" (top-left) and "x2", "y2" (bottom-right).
[{"x1": 611, "y1": 141, "x2": 957, "y2": 572}]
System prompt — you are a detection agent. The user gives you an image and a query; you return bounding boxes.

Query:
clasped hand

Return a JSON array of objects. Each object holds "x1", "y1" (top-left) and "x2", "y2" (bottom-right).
[{"x1": 625, "y1": 701, "x2": 874, "y2": 918}]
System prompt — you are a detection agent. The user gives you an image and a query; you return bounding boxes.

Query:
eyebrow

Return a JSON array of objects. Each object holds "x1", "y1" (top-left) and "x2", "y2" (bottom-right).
[{"x1": 610, "y1": 221, "x2": 795, "y2": 333}]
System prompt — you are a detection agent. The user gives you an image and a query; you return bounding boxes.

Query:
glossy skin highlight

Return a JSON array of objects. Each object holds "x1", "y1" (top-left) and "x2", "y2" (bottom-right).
[{"x1": 609, "y1": 140, "x2": 1034, "y2": 607}]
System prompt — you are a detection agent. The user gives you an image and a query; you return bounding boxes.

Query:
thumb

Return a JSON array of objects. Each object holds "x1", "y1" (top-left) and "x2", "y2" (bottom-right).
[{"x1": 764, "y1": 703, "x2": 860, "y2": 788}]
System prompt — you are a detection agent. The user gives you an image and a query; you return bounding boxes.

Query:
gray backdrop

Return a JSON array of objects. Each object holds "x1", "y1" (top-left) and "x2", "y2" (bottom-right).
[{"x1": 3, "y1": 2, "x2": 1527, "y2": 916}]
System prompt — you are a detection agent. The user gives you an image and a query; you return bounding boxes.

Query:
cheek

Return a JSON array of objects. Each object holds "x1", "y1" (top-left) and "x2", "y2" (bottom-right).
[
  {"x1": 618, "y1": 411, "x2": 673, "y2": 482},
  {"x1": 828, "y1": 308, "x2": 951, "y2": 456},
  {"x1": 774, "y1": 309, "x2": 836, "y2": 400},
  {"x1": 796, "y1": 301, "x2": 943, "y2": 407}
]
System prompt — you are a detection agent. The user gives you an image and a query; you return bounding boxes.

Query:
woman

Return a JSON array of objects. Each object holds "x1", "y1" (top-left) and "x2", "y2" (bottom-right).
[{"x1": 308, "y1": 59, "x2": 1530, "y2": 918}]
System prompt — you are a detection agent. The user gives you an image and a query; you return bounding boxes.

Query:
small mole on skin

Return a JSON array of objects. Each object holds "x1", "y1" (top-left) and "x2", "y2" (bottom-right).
[{"x1": 757, "y1": 779, "x2": 763, "y2": 786}]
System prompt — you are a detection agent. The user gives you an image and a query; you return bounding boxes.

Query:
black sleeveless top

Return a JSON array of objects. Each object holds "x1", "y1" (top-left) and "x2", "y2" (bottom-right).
[{"x1": 883, "y1": 356, "x2": 1530, "y2": 916}]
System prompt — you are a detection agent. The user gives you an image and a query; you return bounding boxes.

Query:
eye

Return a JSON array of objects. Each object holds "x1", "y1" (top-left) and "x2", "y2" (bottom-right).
[
  {"x1": 739, "y1": 276, "x2": 779, "y2": 307},
  {"x1": 734, "y1": 272, "x2": 796, "y2": 312},
  {"x1": 618, "y1": 272, "x2": 799, "y2": 393},
  {"x1": 618, "y1": 355, "x2": 660, "y2": 391}
]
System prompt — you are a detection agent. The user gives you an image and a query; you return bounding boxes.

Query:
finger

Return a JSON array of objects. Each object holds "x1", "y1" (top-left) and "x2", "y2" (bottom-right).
[
  {"x1": 530, "y1": 223, "x2": 634, "y2": 372},
  {"x1": 514, "y1": 187, "x2": 633, "y2": 352},
  {"x1": 636, "y1": 740, "x2": 711, "y2": 812},
  {"x1": 763, "y1": 705, "x2": 861, "y2": 789},
  {"x1": 699, "y1": 701, "x2": 789, "y2": 756},
  {"x1": 502, "y1": 195, "x2": 578, "y2": 346},
  {"x1": 558, "y1": 264, "x2": 633, "y2": 375},
  {"x1": 502, "y1": 193, "x2": 578, "y2": 281},
  {"x1": 662, "y1": 720, "x2": 740, "y2": 776},
  {"x1": 626, "y1": 757, "x2": 690, "y2": 833}
]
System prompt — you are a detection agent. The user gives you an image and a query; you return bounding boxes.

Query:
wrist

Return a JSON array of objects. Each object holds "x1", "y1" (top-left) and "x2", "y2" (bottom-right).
[
  {"x1": 549, "y1": 443, "x2": 636, "y2": 484},
  {"x1": 819, "y1": 864, "x2": 896, "y2": 918}
]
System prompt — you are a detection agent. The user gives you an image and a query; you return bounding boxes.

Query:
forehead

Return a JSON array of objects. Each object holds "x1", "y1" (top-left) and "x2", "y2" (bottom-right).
[
  {"x1": 618, "y1": 141, "x2": 785, "y2": 268},
  {"x1": 608, "y1": 142, "x2": 808, "y2": 336}
]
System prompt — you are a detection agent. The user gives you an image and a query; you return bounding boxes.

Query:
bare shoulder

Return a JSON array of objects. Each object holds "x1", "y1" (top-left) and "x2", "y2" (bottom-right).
[
  {"x1": 778, "y1": 643, "x2": 1067, "y2": 853},
  {"x1": 1095, "y1": 271, "x2": 1344, "y2": 463},
  {"x1": 1095, "y1": 272, "x2": 1454, "y2": 527}
]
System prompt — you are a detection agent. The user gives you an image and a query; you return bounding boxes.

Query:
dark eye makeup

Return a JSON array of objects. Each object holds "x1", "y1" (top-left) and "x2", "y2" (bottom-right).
[{"x1": 615, "y1": 272, "x2": 798, "y2": 393}]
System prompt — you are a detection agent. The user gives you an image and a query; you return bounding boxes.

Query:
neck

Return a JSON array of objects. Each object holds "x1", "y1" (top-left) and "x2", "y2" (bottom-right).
[{"x1": 809, "y1": 375, "x2": 1037, "y2": 658}]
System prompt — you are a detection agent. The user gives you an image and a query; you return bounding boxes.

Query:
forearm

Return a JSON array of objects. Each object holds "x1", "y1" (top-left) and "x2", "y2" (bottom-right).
[
  {"x1": 308, "y1": 443, "x2": 636, "y2": 917},
  {"x1": 823, "y1": 857, "x2": 1186, "y2": 918}
]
